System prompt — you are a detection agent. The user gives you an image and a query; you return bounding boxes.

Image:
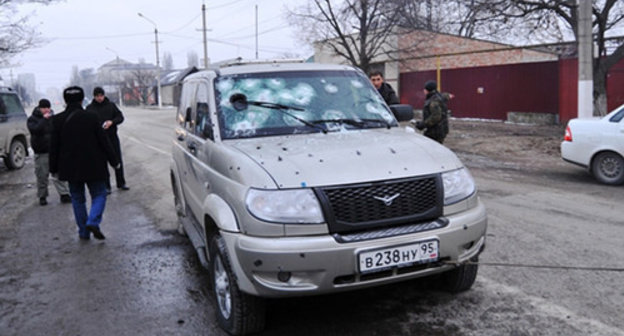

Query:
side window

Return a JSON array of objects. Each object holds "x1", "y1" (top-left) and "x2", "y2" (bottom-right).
[
  {"x1": 609, "y1": 108, "x2": 624, "y2": 123},
  {"x1": 194, "y1": 82, "x2": 213, "y2": 140},
  {"x1": 0, "y1": 94, "x2": 24, "y2": 116},
  {"x1": 0, "y1": 94, "x2": 6, "y2": 115},
  {"x1": 178, "y1": 82, "x2": 196, "y2": 130}
]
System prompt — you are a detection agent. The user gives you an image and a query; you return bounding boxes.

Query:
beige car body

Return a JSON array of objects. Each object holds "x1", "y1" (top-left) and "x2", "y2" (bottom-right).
[
  {"x1": 170, "y1": 61, "x2": 487, "y2": 298},
  {"x1": 0, "y1": 88, "x2": 29, "y2": 169}
]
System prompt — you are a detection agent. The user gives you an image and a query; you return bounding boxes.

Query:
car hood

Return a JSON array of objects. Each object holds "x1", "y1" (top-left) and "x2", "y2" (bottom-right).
[{"x1": 228, "y1": 128, "x2": 464, "y2": 188}]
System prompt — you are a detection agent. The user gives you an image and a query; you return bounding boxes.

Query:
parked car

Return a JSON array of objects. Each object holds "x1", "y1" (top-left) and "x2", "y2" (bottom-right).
[
  {"x1": 0, "y1": 87, "x2": 29, "y2": 169},
  {"x1": 561, "y1": 104, "x2": 624, "y2": 185},
  {"x1": 170, "y1": 60, "x2": 487, "y2": 335}
]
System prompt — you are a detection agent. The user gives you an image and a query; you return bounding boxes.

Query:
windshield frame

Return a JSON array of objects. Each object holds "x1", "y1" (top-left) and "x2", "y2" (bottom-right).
[{"x1": 214, "y1": 69, "x2": 398, "y2": 140}]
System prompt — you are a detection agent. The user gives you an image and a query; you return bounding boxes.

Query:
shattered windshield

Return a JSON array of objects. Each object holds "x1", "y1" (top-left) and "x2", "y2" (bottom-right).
[{"x1": 215, "y1": 70, "x2": 397, "y2": 139}]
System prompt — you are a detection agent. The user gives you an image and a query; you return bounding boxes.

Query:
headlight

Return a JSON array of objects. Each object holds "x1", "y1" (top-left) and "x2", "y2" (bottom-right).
[
  {"x1": 246, "y1": 188, "x2": 324, "y2": 223},
  {"x1": 442, "y1": 168, "x2": 476, "y2": 205}
]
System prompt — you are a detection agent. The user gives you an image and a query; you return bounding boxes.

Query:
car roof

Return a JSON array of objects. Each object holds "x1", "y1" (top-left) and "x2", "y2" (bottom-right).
[{"x1": 185, "y1": 60, "x2": 363, "y2": 80}]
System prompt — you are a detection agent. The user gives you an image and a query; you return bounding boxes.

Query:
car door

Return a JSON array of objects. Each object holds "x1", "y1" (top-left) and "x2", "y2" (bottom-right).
[
  {"x1": 173, "y1": 80, "x2": 203, "y2": 218},
  {"x1": 608, "y1": 108, "x2": 624, "y2": 156},
  {"x1": 184, "y1": 80, "x2": 218, "y2": 221},
  {"x1": 0, "y1": 93, "x2": 27, "y2": 154},
  {"x1": 0, "y1": 93, "x2": 9, "y2": 154}
]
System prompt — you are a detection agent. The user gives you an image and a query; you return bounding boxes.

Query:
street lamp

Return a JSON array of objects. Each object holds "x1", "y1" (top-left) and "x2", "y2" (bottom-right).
[{"x1": 138, "y1": 12, "x2": 162, "y2": 108}]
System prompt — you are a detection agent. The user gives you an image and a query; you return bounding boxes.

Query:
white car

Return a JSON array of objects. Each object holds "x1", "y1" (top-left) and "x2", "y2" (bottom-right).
[{"x1": 561, "y1": 104, "x2": 624, "y2": 185}]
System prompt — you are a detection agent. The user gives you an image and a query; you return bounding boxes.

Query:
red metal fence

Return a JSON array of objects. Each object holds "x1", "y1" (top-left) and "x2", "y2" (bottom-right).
[{"x1": 400, "y1": 58, "x2": 624, "y2": 123}]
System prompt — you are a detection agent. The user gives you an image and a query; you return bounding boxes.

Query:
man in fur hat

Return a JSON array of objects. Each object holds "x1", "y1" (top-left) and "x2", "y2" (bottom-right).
[{"x1": 50, "y1": 86, "x2": 119, "y2": 240}]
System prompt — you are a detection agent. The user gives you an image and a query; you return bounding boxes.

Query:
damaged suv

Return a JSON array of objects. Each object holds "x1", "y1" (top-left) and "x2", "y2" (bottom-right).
[{"x1": 170, "y1": 60, "x2": 487, "y2": 335}]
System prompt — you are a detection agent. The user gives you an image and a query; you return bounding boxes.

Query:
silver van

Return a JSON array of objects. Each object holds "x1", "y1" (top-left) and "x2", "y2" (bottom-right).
[
  {"x1": 0, "y1": 87, "x2": 29, "y2": 169},
  {"x1": 170, "y1": 60, "x2": 487, "y2": 335}
]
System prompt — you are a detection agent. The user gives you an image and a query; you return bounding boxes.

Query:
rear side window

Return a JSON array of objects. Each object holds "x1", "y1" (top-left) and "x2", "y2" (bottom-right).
[
  {"x1": 609, "y1": 108, "x2": 624, "y2": 123},
  {"x1": 194, "y1": 82, "x2": 212, "y2": 139},
  {"x1": 0, "y1": 93, "x2": 25, "y2": 116},
  {"x1": 178, "y1": 82, "x2": 196, "y2": 129}
]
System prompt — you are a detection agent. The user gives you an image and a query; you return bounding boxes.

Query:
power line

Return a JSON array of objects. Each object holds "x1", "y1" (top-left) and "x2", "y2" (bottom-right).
[
  {"x1": 47, "y1": 32, "x2": 151, "y2": 40},
  {"x1": 205, "y1": 0, "x2": 246, "y2": 10},
  {"x1": 167, "y1": 13, "x2": 202, "y2": 33}
]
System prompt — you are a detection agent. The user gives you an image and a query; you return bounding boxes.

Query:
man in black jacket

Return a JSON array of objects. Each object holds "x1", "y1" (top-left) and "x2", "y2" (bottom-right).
[
  {"x1": 415, "y1": 80, "x2": 449, "y2": 144},
  {"x1": 27, "y1": 99, "x2": 71, "y2": 205},
  {"x1": 86, "y1": 87, "x2": 129, "y2": 192},
  {"x1": 369, "y1": 71, "x2": 399, "y2": 105},
  {"x1": 50, "y1": 86, "x2": 119, "y2": 240}
]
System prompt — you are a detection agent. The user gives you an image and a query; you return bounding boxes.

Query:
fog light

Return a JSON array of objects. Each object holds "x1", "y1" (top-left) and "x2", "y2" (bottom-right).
[{"x1": 277, "y1": 271, "x2": 292, "y2": 282}]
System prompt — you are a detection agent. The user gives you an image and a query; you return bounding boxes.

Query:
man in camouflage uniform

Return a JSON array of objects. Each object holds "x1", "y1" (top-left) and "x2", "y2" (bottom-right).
[{"x1": 415, "y1": 80, "x2": 449, "y2": 144}]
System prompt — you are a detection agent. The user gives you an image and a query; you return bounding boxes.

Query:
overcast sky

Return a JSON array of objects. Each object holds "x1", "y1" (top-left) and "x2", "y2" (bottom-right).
[{"x1": 1, "y1": 0, "x2": 309, "y2": 93}]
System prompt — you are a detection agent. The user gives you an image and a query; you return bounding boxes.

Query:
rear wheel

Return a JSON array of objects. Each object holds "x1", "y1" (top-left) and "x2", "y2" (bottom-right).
[
  {"x1": 439, "y1": 256, "x2": 479, "y2": 293},
  {"x1": 4, "y1": 139, "x2": 26, "y2": 170},
  {"x1": 592, "y1": 152, "x2": 624, "y2": 185},
  {"x1": 209, "y1": 234, "x2": 266, "y2": 335}
]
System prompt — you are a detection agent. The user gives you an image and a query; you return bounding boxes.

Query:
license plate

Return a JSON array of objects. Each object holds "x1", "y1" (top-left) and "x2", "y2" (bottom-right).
[{"x1": 358, "y1": 240, "x2": 439, "y2": 273}]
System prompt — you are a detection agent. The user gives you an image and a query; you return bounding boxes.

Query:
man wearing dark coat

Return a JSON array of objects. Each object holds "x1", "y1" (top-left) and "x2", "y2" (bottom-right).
[
  {"x1": 369, "y1": 71, "x2": 400, "y2": 105},
  {"x1": 27, "y1": 98, "x2": 71, "y2": 205},
  {"x1": 50, "y1": 86, "x2": 119, "y2": 240},
  {"x1": 86, "y1": 87, "x2": 129, "y2": 192},
  {"x1": 415, "y1": 80, "x2": 449, "y2": 144}
]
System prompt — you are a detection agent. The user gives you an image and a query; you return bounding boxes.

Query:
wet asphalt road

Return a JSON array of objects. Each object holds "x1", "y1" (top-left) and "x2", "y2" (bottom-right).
[{"x1": 1, "y1": 106, "x2": 623, "y2": 336}]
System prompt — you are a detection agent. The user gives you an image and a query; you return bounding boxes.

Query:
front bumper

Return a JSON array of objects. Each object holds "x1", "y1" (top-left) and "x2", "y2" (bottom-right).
[{"x1": 222, "y1": 199, "x2": 487, "y2": 297}]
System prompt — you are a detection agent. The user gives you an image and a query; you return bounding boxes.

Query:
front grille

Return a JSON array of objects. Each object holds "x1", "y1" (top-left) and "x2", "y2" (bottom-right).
[{"x1": 315, "y1": 175, "x2": 443, "y2": 234}]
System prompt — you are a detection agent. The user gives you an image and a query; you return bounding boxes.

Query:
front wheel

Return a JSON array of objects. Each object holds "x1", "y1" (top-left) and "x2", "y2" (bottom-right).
[
  {"x1": 592, "y1": 152, "x2": 624, "y2": 185},
  {"x1": 4, "y1": 139, "x2": 26, "y2": 170},
  {"x1": 438, "y1": 256, "x2": 479, "y2": 293},
  {"x1": 209, "y1": 234, "x2": 266, "y2": 335}
]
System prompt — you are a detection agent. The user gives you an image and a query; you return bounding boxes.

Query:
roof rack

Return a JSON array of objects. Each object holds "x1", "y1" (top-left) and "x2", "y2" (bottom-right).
[{"x1": 217, "y1": 57, "x2": 305, "y2": 68}]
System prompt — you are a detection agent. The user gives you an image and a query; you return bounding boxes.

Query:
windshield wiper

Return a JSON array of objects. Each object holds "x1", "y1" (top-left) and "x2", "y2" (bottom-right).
[
  {"x1": 358, "y1": 118, "x2": 392, "y2": 129},
  {"x1": 229, "y1": 93, "x2": 327, "y2": 133},
  {"x1": 310, "y1": 118, "x2": 391, "y2": 129}
]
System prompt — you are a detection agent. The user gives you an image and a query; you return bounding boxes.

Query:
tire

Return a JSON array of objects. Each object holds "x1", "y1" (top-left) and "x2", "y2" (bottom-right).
[
  {"x1": 591, "y1": 152, "x2": 624, "y2": 185},
  {"x1": 439, "y1": 256, "x2": 479, "y2": 293},
  {"x1": 4, "y1": 139, "x2": 26, "y2": 170},
  {"x1": 209, "y1": 234, "x2": 266, "y2": 335}
]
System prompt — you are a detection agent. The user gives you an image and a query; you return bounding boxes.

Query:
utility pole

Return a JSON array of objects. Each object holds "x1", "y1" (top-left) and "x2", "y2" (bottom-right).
[
  {"x1": 577, "y1": 0, "x2": 593, "y2": 118},
  {"x1": 138, "y1": 13, "x2": 162, "y2": 108},
  {"x1": 202, "y1": 3, "x2": 209, "y2": 68}
]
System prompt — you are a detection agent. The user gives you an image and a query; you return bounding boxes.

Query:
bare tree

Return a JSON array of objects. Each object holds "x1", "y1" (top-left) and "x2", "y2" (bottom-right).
[
  {"x1": 187, "y1": 51, "x2": 199, "y2": 68},
  {"x1": 163, "y1": 52, "x2": 174, "y2": 71},
  {"x1": 288, "y1": 0, "x2": 402, "y2": 74},
  {"x1": 0, "y1": 0, "x2": 61, "y2": 67},
  {"x1": 123, "y1": 65, "x2": 157, "y2": 105}
]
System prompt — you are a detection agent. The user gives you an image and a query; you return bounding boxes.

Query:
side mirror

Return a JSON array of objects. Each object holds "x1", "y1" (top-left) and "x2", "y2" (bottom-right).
[{"x1": 389, "y1": 104, "x2": 414, "y2": 122}]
